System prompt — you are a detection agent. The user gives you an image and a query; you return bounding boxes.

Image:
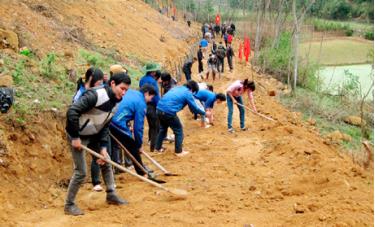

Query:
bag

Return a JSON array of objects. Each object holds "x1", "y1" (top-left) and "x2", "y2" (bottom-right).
[
  {"x1": 0, "y1": 87, "x2": 14, "y2": 113},
  {"x1": 216, "y1": 47, "x2": 226, "y2": 58}
]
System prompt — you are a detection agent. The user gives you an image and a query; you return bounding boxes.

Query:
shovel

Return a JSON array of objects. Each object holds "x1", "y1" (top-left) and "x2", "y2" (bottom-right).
[
  {"x1": 81, "y1": 145, "x2": 188, "y2": 198},
  {"x1": 109, "y1": 133, "x2": 166, "y2": 184},
  {"x1": 236, "y1": 103, "x2": 276, "y2": 122},
  {"x1": 140, "y1": 150, "x2": 179, "y2": 176}
]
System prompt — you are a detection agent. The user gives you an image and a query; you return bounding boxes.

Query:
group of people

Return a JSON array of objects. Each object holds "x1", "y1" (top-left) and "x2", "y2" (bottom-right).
[{"x1": 64, "y1": 19, "x2": 257, "y2": 216}]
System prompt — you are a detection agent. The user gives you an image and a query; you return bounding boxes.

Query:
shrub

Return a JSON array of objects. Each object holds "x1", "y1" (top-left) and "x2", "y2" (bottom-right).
[
  {"x1": 12, "y1": 60, "x2": 26, "y2": 85},
  {"x1": 345, "y1": 28, "x2": 354, "y2": 36},
  {"x1": 39, "y1": 52, "x2": 60, "y2": 79},
  {"x1": 364, "y1": 31, "x2": 374, "y2": 40}
]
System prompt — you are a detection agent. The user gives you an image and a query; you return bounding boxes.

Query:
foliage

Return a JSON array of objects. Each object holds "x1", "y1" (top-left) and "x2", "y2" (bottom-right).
[
  {"x1": 39, "y1": 52, "x2": 61, "y2": 79},
  {"x1": 78, "y1": 49, "x2": 115, "y2": 69},
  {"x1": 364, "y1": 30, "x2": 374, "y2": 40},
  {"x1": 12, "y1": 59, "x2": 26, "y2": 85}
]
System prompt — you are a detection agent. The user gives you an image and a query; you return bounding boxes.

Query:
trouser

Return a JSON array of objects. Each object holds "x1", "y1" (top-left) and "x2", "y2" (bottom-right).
[
  {"x1": 146, "y1": 104, "x2": 159, "y2": 152},
  {"x1": 155, "y1": 110, "x2": 183, "y2": 153},
  {"x1": 110, "y1": 124, "x2": 146, "y2": 176},
  {"x1": 227, "y1": 56, "x2": 233, "y2": 70},
  {"x1": 184, "y1": 71, "x2": 191, "y2": 81},
  {"x1": 226, "y1": 95, "x2": 245, "y2": 129},
  {"x1": 91, "y1": 135, "x2": 115, "y2": 186},
  {"x1": 217, "y1": 57, "x2": 224, "y2": 73},
  {"x1": 65, "y1": 135, "x2": 115, "y2": 206}
]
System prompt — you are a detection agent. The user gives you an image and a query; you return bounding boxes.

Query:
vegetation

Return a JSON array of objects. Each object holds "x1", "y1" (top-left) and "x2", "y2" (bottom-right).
[{"x1": 299, "y1": 39, "x2": 374, "y2": 66}]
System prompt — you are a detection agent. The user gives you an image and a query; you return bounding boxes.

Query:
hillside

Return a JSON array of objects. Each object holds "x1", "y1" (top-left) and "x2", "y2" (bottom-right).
[{"x1": 0, "y1": 0, "x2": 373, "y2": 226}]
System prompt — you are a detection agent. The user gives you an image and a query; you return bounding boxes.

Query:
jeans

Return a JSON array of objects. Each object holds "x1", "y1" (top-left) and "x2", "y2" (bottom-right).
[
  {"x1": 217, "y1": 57, "x2": 224, "y2": 72},
  {"x1": 110, "y1": 124, "x2": 146, "y2": 175},
  {"x1": 227, "y1": 56, "x2": 233, "y2": 70},
  {"x1": 146, "y1": 104, "x2": 160, "y2": 152},
  {"x1": 227, "y1": 95, "x2": 245, "y2": 129},
  {"x1": 65, "y1": 135, "x2": 116, "y2": 206},
  {"x1": 155, "y1": 110, "x2": 184, "y2": 153}
]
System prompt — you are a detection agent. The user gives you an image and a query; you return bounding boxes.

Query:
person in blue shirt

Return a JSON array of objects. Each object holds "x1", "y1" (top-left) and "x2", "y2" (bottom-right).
[
  {"x1": 155, "y1": 80, "x2": 206, "y2": 157},
  {"x1": 194, "y1": 89, "x2": 226, "y2": 127},
  {"x1": 139, "y1": 62, "x2": 161, "y2": 152},
  {"x1": 110, "y1": 85, "x2": 156, "y2": 177}
]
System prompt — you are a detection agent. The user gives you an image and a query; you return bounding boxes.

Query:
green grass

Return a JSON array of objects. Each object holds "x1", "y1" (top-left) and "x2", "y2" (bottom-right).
[
  {"x1": 300, "y1": 38, "x2": 374, "y2": 66},
  {"x1": 280, "y1": 87, "x2": 373, "y2": 151}
]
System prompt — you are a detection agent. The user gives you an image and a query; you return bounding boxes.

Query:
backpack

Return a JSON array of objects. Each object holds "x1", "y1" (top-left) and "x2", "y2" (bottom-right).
[
  {"x1": 0, "y1": 87, "x2": 14, "y2": 113},
  {"x1": 216, "y1": 46, "x2": 226, "y2": 58}
]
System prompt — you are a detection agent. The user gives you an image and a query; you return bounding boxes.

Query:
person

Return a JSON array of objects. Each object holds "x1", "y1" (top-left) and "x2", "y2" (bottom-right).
[
  {"x1": 110, "y1": 85, "x2": 156, "y2": 178},
  {"x1": 226, "y1": 79, "x2": 257, "y2": 133},
  {"x1": 187, "y1": 20, "x2": 191, "y2": 27},
  {"x1": 64, "y1": 72, "x2": 131, "y2": 216},
  {"x1": 223, "y1": 32, "x2": 228, "y2": 47},
  {"x1": 206, "y1": 54, "x2": 218, "y2": 81},
  {"x1": 182, "y1": 57, "x2": 197, "y2": 81},
  {"x1": 221, "y1": 23, "x2": 227, "y2": 38},
  {"x1": 139, "y1": 63, "x2": 161, "y2": 153},
  {"x1": 160, "y1": 72, "x2": 177, "y2": 95},
  {"x1": 216, "y1": 41, "x2": 226, "y2": 73},
  {"x1": 211, "y1": 40, "x2": 217, "y2": 55},
  {"x1": 226, "y1": 44, "x2": 234, "y2": 72},
  {"x1": 155, "y1": 80, "x2": 206, "y2": 157},
  {"x1": 72, "y1": 67, "x2": 105, "y2": 192},
  {"x1": 197, "y1": 45, "x2": 204, "y2": 79},
  {"x1": 199, "y1": 37, "x2": 209, "y2": 56},
  {"x1": 194, "y1": 89, "x2": 226, "y2": 127}
]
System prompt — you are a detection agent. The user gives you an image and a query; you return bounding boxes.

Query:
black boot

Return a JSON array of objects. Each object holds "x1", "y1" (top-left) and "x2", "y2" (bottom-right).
[{"x1": 106, "y1": 193, "x2": 128, "y2": 205}]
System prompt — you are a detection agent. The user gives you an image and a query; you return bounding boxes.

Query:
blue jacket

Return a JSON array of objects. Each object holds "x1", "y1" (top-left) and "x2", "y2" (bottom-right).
[
  {"x1": 111, "y1": 89, "x2": 146, "y2": 148},
  {"x1": 139, "y1": 73, "x2": 160, "y2": 106},
  {"x1": 72, "y1": 85, "x2": 86, "y2": 103},
  {"x1": 194, "y1": 89, "x2": 216, "y2": 109},
  {"x1": 157, "y1": 86, "x2": 205, "y2": 116}
]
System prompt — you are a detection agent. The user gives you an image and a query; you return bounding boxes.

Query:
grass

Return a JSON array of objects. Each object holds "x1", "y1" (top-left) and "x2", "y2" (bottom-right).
[
  {"x1": 280, "y1": 87, "x2": 373, "y2": 151},
  {"x1": 300, "y1": 38, "x2": 374, "y2": 66}
]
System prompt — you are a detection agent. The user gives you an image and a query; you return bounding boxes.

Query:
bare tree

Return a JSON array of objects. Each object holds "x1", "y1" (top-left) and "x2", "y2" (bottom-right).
[
  {"x1": 272, "y1": 0, "x2": 289, "y2": 49},
  {"x1": 291, "y1": 0, "x2": 316, "y2": 92},
  {"x1": 253, "y1": 0, "x2": 271, "y2": 64}
]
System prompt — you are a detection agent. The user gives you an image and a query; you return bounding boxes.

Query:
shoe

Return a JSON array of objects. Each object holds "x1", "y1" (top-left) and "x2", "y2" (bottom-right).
[
  {"x1": 106, "y1": 193, "x2": 128, "y2": 205},
  {"x1": 93, "y1": 184, "x2": 103, "y2": 192},
  {"x1": 175, "y1": 150, "x2": 189, "y2": 157},
  {"x1": 228, "y1": 128, "x2": 235, "y2": 133},
  {"x1": 205, "y1": 124, "x2": 211, "y2": 129},
  {"x1": 241, "y1": 127, "x2": 248, "y2": 131},
  {"x1": 154, "y1": 147, "x2": 166, "y2": 154},
  {"x1": 64, "y1": 204, "x2": 84, "y2": 216}
]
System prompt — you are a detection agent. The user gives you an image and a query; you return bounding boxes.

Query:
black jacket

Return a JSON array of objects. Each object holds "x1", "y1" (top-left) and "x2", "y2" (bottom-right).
[{"x1": 66, "y1": 86, "x2": 121, "y2": 147}]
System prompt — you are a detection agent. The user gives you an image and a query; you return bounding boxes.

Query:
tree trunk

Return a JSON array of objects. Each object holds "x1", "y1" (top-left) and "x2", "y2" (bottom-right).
[
  {"x1": 272, "y1": 0, "x2": 286, "y2": 49},
  {"x1": 253, "y1": 0, "x2": 264, "y2": 64},
  {"x1": 292, "y1": 0, "x2": 299, "y2": 92}
]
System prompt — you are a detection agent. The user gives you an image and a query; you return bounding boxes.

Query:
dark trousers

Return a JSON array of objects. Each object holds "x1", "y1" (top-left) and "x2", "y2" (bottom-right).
[
  {"x1": 146, "y1": 104, "x2": 159, "y2": 152},
  {"x1": 184, "y1": 71, "x2": 192, "y2": 81},
  {"x1": 110, "y1": 124, "x2": 146, "y2": 175},
  {"x1": 198, "y1": 62, "x2": 203, "y2": 73},
  {"x1": 218, "y1": 57, "x2": 224, "y2": 73},
  {"x1": 227, "y1": 56, "x2": 233, "y2": 70},
  {"x1": 91, "y1": 135, "x2": 112, "y2": 186},
  {"x1": 155, "y1": 111, "x2": 184, "y2": 153}
]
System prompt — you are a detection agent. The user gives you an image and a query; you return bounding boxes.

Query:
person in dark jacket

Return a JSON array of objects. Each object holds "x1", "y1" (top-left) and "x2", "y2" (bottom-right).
[
  {"x1": 110, "y1": 85, "x2": 156, "y2": 178},
  {"x1": 197, "y1": 46, "x2": 204, "y2": 79},
  {"x1": 139, "y1": 63, "x2": 161, "y2": 153},
  {"x1": 65, "y1": 72, "x2": 131, "y2": 216},
  {"x1": 160, "y1": 72, "x2": 177, "y2": 95},
  {"x1": 155, "y1": 80, "x2": 205, "y2": 157},
  {"x1": 182, "y1": 57, "x2": 197, "y2": 81},
  {"x1": 72, "y1": 67, "x2": 105, "y2": 192},
  {"x1": 206, "y1": 54, "x2": 218, "y2": 81},
  {"x1": 226, "y1": 44, "x2": 234, "y2": 72},
  {"x1": 216, "y1": 42, "x2": 226, "y2": 73}
]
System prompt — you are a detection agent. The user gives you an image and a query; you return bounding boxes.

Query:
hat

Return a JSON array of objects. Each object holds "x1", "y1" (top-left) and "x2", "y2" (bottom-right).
[
  {"x1": 143, "y1": 62, "x2": 161, "y2": 73},
  {"x1": 110, "y1": 64, "x2": 127, "y2": 74}
]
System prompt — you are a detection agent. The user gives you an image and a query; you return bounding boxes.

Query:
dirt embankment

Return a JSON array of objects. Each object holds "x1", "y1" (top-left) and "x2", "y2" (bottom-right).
[{"x1": 0, "y1": 0, "x2": 373, "y2": 226}]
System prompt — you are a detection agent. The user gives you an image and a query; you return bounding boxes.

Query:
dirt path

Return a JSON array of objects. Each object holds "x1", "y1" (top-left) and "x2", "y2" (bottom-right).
[{"x1": 4, "y1": 56, "x2": 372, "y2": 226}]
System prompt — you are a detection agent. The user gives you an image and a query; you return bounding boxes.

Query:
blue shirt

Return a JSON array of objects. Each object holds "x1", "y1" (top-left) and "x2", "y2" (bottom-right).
[
  {"x1": 139, "y1": 73, "x2": 160, "y2": 106},
  {"x1": 111, "y1": 89, "x2": 146, "y2": 148},
  {"x1": 157, "y1": 86, "x2": 205, "y2": 116},
  {"x1": 194, "y1": 89, "x2": 216, "y2": 109},
  {"x1": 200, "y1": 39, "x2": 208, "y2": 48},
  {"x1": 72, "y1": 85, "x2": 86, "y2": 103}
]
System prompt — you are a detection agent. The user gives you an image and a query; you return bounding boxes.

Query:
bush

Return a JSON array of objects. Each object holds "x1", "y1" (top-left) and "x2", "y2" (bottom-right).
[
  {"x1": 364, "y1": 31, "x2": 374, "y2": 40},
  {"x1": 345, "y1": 28, "x2": 354, "y2": 36},
  {"x1": 12, "y1": 60, "x2": 26, "y2": 85},
  {"x1": 78, "y1": 49, "x2": 115, "y2": 69}
]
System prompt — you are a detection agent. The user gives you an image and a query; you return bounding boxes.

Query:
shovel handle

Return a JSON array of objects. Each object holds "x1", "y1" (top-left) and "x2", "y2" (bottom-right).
[
  {"x1": 81, "y1": 145, "x2": 179, "y2": 195},
  {"x1": 109, "y1": 133, "x2": 148, "y2": 175},
  {"x1": 140, "y1": 150, "x2": 170, "y2": 174},
  {"x1": 236, "y1": 103, "x2": 276, "y2": 122}
]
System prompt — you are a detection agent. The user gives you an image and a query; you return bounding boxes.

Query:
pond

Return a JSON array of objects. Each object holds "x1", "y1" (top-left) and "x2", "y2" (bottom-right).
[{"x1": 318, "y1": 64, "x2": 374, "y2": 100}]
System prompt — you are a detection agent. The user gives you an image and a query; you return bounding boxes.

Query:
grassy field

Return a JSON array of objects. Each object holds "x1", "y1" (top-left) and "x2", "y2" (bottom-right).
[{"x1": 300, "y1": 38, "x2": 374, "y2": 65}]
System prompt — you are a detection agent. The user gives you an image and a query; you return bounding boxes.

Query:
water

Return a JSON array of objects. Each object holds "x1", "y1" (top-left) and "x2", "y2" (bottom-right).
[{"x1": 318, "y1": 64, "x2": 374, "y2": 100}]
